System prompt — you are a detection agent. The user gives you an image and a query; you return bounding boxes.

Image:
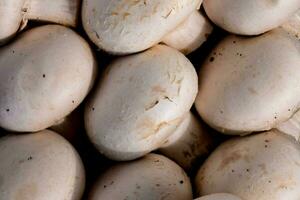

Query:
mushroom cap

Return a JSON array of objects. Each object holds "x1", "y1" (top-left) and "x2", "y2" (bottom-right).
[
  {"x1": 194, "y1": 193, "x2": 241, "y2": 200},
  {"x1": 0, "y1": 25, "x2": 97, "y2": 132},
  {"x1": 0, "y1": 130, "x2": 85, "y2": 200},
  {"x1": 82, "y1": 0, "x2": 202, "y2": 54},
  {"x1": 203, "y1": 0, "x2": 300, "y2": 35},
  {"x1": 159, "y1": 112, "x2": 213, "y2": 170},
  {"x1": 195, "y1": 130, "x2": 300, "y2": 200},
  {"x1": 88, "y1": 153, "x2": 193, "y2": 200},
  {"x1": 195, "y1": 28, "x2": 300, "y2": 135},
  {"x1": 276, "y1": 109, "x2": 300, "y2": 141},
  {"x1": 85, "y1": 45, "x2": 198, "y2": 161}
]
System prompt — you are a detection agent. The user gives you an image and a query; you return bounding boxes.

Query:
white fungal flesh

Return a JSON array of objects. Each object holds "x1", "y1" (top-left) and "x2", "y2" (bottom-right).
[
  {"x1": 281, "y1": 9, "x2": 300, "y2": 36},
  {"x1": 195, "y1": 28, "x2": 300, "y2": 135},
  {"x1": 203, "y1": 0, "x2": 300, "y2": 35},
  {"x1": 194, "y1": 193, "x2": 242, "y2": 200},
  {"x1": 195, "y1": 130, "x2": 300, "y2": 200},
  {"x1": 0, "y1": 25, "x2": 97, "y2": 132},
  {"x1": 85, "y1": 45, "x2": 198, "y2": 161},
  {"x1": 162, "y1": 10, "x2": 213, "y2": 55},
  {"x1": 0, "y1": 130, "x2": 85, "y2": 200},
  {"x1": 88, "y1": 154, "x2": 193, "y2": 200},
  {"x1": 82, "y1": 0, "x2": 202, "y2": 54},
  {"x1": 276, "y1": 109, "x2": 300, "y2": 141},
  {"x1": 159, "y1": 112, "x2": 213, "y2": 170}
]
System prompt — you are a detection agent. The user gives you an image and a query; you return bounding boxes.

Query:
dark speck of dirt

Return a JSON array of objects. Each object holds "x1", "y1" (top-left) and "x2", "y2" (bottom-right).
[
  {"x1": 179, "y1": 180, "x2": 184, "y2": 184},
  {"x1": 156, "y1": 184, "x2": 160, "y2": 187},
  {"x1": 42, "y1": 74, "x2": 46, "y2": 78},
  {"x1": 27, "y1": 156, "x2": 33, "y2": 161},
  {"x1": 246, "y1": 169, "x2": 250, "y2": 172},
  {"x1": 92, "y1": 107, "x2": 95, "y2": 111},
  {"x1": 72, "y1": 100, "x2": 75, "y2": 104},
  {"x1": 209, "y1": 57, "x2": 215, "y2": 62},
  {"x1": 265, "y1": 145, "x2": 268, "y2": 148},
  {"x1": 103, "y1": 185, "x2": 107, "y2": 188}
]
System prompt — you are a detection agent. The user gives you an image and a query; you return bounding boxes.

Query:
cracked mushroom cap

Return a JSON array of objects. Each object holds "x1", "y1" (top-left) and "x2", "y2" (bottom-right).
[
  {"x1": 88, "y1": 153, "x2": 193, "y2": 200},
  {"x1": 194, "y1": 193, "x2": 242, "y2": 200},
  {"x1": 195, "y1": 28, "x2": 300, "y2": 135},
  {"x1": 195, "y1": 130, "x2": 300, "y2": 200},
  {"x1": 0, "y1": 130, "x2": 85, "y2": 200},
  {"x1": 82, "y1": 0, "x2": 202, "y2": 54},
  {"x1": 0, "y1": 25, "x2": 97, "y2": 132},
  {"x1": 85, "y1": 45, "x2": 198, "y2": 161},
  {"x1": 203, "y1": 0, "x2": 300, "y2": 35}
]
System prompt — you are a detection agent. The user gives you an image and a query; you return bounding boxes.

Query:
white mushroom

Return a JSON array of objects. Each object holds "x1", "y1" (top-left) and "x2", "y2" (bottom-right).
[
  {"x1": 159, "y1": 112, "x2": 213, "y2": 170},
  {"x1": 194, "y1": 193, "x2": 242, "y2": 200},
  {"x1": 162, "y1": 10, "x2": 213, "y2": 55},
  {"x1": 195, "y1": 130, "x2": 300, "y2": 200},
  {"x1": 88, "y1": 153, "x2": 193, "y2": 200},
  {"x1": 0, "y1": 0, "x2": 80, "y2": 44},
  {"x1": 82, "y1": 0, "x2": 202, "y2": 54},
  {"x1": 195, "y1": 28, "x2": 300, "y2": 135},
  {"x1": 85, "y1": 45, "x2": 198, "y2": 161},
  {"x1": 0, "y1": 129, "x2": 85, "y2": 200},
  {"x1": 0, "y1": 25, "x2": 97, "y2": 132},
  {"x1": 203, "y1": 0, "x2": 300, "y2": 35},
  {"x1": 276, "y1": 110, "x2": 300, "y2": 141}
]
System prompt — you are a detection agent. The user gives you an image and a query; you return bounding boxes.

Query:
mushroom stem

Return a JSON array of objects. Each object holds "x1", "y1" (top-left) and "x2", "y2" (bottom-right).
[
  {"x1": 276, "y1": 110, "x2": 300, "y2": 141},
  {"x1": 162, "y1": 10, "x2": 213, "y2": 55},
  {"x1": 281, "y1": 9, "x2": 300, "y2": 36},
  {"x1": 23, "y1": 0, "x2": 80, "y2": 27}
]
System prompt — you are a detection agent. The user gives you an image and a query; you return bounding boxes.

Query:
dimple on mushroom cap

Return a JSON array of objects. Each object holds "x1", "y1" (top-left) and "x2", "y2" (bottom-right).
[
  {"x1": 0, "y1": 25, "x2": 97, "y2": 132},
  {"x1": 0, "y1": 130, "x2": 85, "y2": 200},
  {"x1": 88, "y1": 153, "x2": 193, "y2": 200},
  {"x1": 85, "y1": 44, "x2": 198, "y2": 161},
  {"x1": 195, "y1": 28, "x2": 300, "y2": 134},
  {"x1": 195, "y1": 130, "x2": 300, "y2": 200},
  {"x1": 82, "y1": 0, "x2": 202, "y2": 54},
  {"x1": 203, "y1": 0, "x2": 300, "y2": 35}
]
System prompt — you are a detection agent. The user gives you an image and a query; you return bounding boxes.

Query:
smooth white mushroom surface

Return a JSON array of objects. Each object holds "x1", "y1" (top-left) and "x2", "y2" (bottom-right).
[
  {"x1": 0, "y1": 0, "x2": 80, "y2": 44},
  {"x1": 159, "y1": 112, "x2": 213, "y2": 170},
  {"x1": 88, "y1": 154, "x2": 193, "y2": 200},
  {"x1": 0, "y1": 130, "x2": 85, "y2": 200},
  {"x1": 0, "y1": 25, "x2": 97, "y2": 132},
  {"x1": 276, "y1": 109, "x2": 300, "y2": 141},
  {"x1": 203, "y1": 0, "x2": 300, "y2": 35},
  {"x1": 162, "y1": 10, "x2": 213, "y2": 55},
  {"x1": 82, "y1": 0, "x2": 202, "y2": 54},
  {"x1": 85, "y1": 45, "x2": 198, "y2": 161},
  {"x1": 195, "y1": 130, "x2": 300, "y2": 200},
  {"x1": 194, "y1": 193, "x2": 242, "y2": 200},
  {"x1": 195, "y1": 28, "x2": 300, "y2": 135}
]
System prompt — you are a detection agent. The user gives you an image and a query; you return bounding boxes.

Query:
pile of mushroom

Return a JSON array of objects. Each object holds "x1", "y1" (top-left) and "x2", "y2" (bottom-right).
[{"x1": 1, "y1": 0, "x2": 300, "y2": 199}]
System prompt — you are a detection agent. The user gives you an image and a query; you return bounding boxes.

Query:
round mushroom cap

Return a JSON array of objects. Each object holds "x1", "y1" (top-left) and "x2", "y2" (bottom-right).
[
  {"x1": 195, "y1": 28, "x2": 300, "y2": 135},
  {"x1": 0, "y1": 25, "x2": 97, "y2": 132},
  {"x1": 203, "y1": 0, "x2": 300, "y2": 35},
  {"x1": 88, "y1": 153, "x2": 193, "y2": 200},
  {"x1": 82, "y1": 0, "x2": 202, "y2": 54},
  {"x1": 195, "y1": 130, "x2": 300, "y2": 200},
  {"x1": 0, "y1": 130, "x2": 85, "y2": 200},
  {"x1": 194, "y1": 193, "x2": 242, "y2": 200},
  {"x1": 85, "y1": 45, "x2": 198, "y2": 161}
]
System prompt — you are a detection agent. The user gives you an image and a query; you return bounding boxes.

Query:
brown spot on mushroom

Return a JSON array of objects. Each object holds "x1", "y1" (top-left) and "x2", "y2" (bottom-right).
[
  {"x1": 42, "y1": 74, "x2": 46, "y2": 78},
  {"x1": 258, "y1": 163, "x2": 268, "y2": 175},
  {"x1": 152, "y1": 86, "x2": 166, "y2": 93},
  {"x1": 248, "y1": 87, "x2": 258, "y2": 95},
  {"x1": 218, "y1": 151, "x2": 243, "y2": 171},
  {"x1": 27, "y1": 156, "x2": 33, "y2": 160},
  {"x1": 209, "y1": 57, "x2": 215, "y2": 62},
  {"x1": 5, "y1": 109, "x2": 9, "y2": 112}
]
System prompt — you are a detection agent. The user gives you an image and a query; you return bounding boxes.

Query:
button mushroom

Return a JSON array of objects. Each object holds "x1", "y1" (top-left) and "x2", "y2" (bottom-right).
[
  {"x1": 159, "y1": 112, "x2": 213, "y2": 171},
  {"x1": 85, "y1": 44, "x2": 198, "y2": 161},
  {"x1": 88, "y1": 153, "x2": 193, "y2": 200},
  {"x1": 195, "y1": 130, "x2": 300, "y2": 200},
  {"x1": 203, "y1": 0, "x2": 300, "y2": 35},
  {"x1": 0, "y1": 25, "x2": 97, "y2": 132},
  {"x1": 82, "y1": 0, "x2": 202, "y2": 54},
  {"x1": 0, "y1": 130, "x2": 85, "y2": 200},
  {"x1": 0, "y1": 0, "x2": 80, "y2": 44},
  {"x1": 194, "y1": 193, "x2": 242, "y2": 200},
  {"x1": 195, "y1": 28, "x2": 300, "y2": 135}
]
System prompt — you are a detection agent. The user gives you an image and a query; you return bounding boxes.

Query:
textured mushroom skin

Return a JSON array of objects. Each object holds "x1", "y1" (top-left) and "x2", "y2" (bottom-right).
[
  {"x1": 0, "y1": 130, "x2": 85, "y2": 200},
  {"x1": 82, "y1": 0, "x2": 202, "y2": 54},
  {"x1": 85, "y1": 45, "x2": 198, "y2": 161},
  {"x1": 88, "y1": 154, "x2": 193, "y2": 200},
  {"x1": 195, "y1": 130, "x2": 300, "y2": 200},
  {"x1": 195, "y1": 28, "x2": 300, "y2": 134},
  {"x1": 203, "y1": 0, "x2": 300, "y2": 35},
  {"x1": 0, "y1": 25, "x2": 97, "y2": 132}
]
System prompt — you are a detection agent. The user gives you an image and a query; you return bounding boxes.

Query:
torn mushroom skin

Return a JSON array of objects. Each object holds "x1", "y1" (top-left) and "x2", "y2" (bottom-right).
[
  {"x1": 82, "y1": 0, "x2": 202, "y2": 55},
  {"x1": 0, "y1": 25, "x2": 97, "y2": 132},
  {"x1": 85, "y1": 45, "x2": 198, "y2": 161},
  {"x1": 203, "y1": 0, "x2": 300, "y2": 35},
  {"x1": 195, "y1": 27, "x2": 300, "y2": 135},
  {"x1": 0, "y1": 130, "x2": 85, "y2": 200},
  {"x1": 195, "y1": 130, "x2": 300, "y2": 200},
  {"x1": 88, "y1": 154, "x2": 193, "y2": 200},
  {"x1": 194, "y1": 193, "x2": 242, "y2": 200},
  {"x1": 0, "y1": 0, "x2": 80, "y2": 44}
]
